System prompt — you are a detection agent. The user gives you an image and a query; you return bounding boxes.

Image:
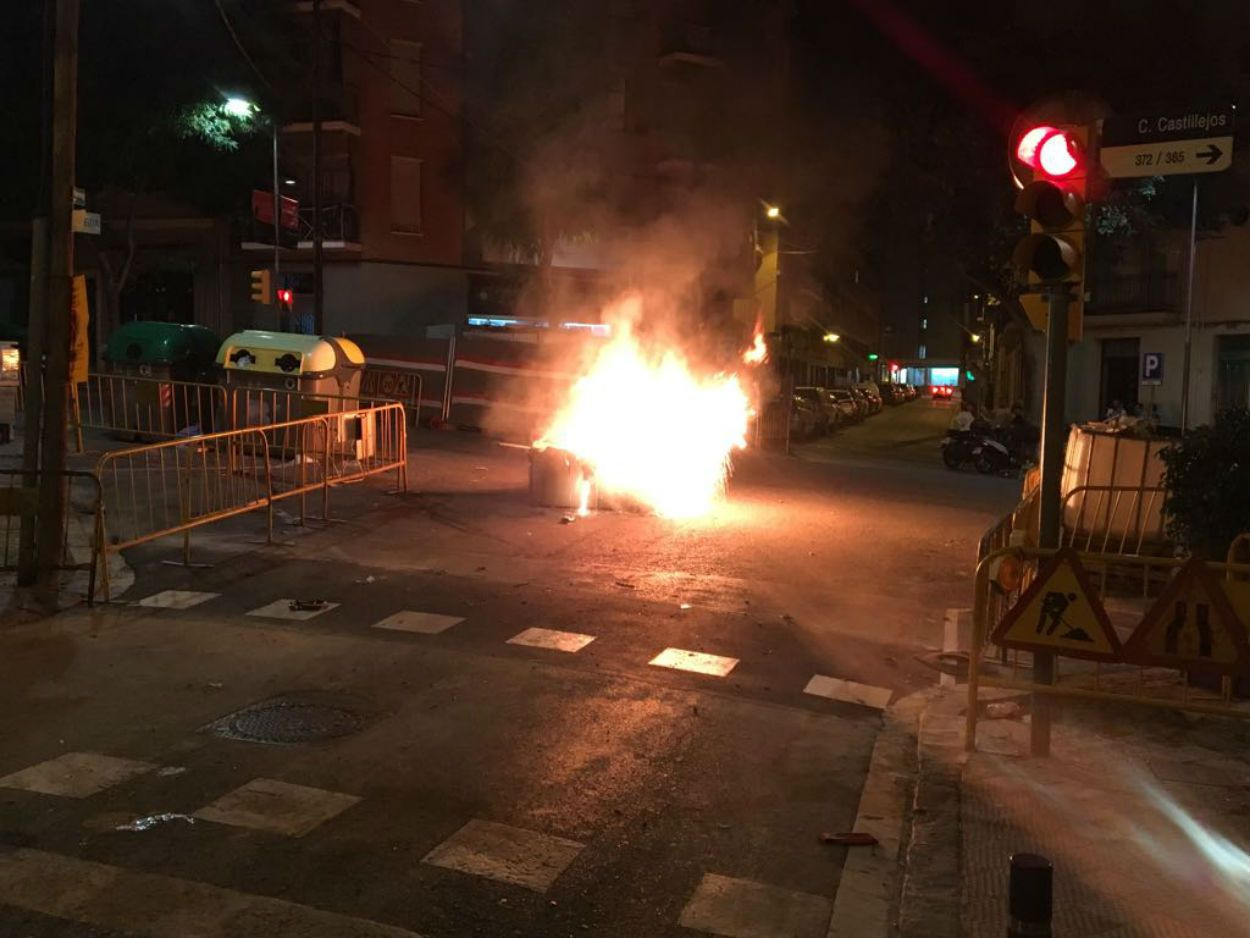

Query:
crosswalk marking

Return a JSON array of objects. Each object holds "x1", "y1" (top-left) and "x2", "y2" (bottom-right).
[
  {"x1": 506, "y1": 627, "x2": 595, "y2": 653},
  {"x1": 136, "y1": 590, "x2": 220, "y2": 610},
  {"x1": 679, "y1": 872, "x2": 832, "y2": 938},
  {"x1": 246, "y1": 598, "x2": 340, "y2": 621},
  {"x1": 193, "y1": 778, "x2": 361, "y2": 837},
  {"x1": 803, "y1": 675, "x2": 892, "y2": 710},
  {"x1": 0, "y1": 752, "x2": 157, "y2": 799},
  {"x1": 0, "y1": 847, "x2": 420, "y2": 938},
  {"x1": 423, "y1": 818, "x2": 585, "y2": 893},
  {"x1": 649, "y1": 647, "x2": 739, "y2": 677},
  {"x1": 370, "y1": 610, "x2": 464, "y2": 634}
]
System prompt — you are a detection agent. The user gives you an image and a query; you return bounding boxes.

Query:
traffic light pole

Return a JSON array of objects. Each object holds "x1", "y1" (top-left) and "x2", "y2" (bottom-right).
[{"x1": 1032, "y1": 283, "x2": 1071, "y2": 757}]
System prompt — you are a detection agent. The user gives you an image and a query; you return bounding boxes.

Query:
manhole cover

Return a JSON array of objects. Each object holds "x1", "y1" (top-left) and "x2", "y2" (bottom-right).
[{"x1": 211, "y1": 692, "x2": 370, "y2": 745}]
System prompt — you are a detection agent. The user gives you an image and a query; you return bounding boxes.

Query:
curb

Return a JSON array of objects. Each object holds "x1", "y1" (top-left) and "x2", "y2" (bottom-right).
[{"x1": 826, "y1": 688, "x2": 932, "y2": 938}]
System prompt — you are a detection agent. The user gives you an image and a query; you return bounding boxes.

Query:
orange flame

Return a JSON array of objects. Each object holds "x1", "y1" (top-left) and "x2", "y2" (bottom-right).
[
  {"x1": 537, "y1": 296, "x2": 750, "y2": 519},
  {"x1": 742, "y1": 328, "x2": 768, "y2": 365}
]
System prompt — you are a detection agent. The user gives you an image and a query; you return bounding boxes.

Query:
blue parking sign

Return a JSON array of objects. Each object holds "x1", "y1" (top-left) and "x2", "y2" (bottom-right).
[{"x1": 1141, "y1": 352, "x2": 1164, "y2": 385}]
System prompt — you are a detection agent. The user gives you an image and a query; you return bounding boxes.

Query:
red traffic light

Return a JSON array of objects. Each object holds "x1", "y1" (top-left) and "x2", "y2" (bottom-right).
[
  {"x1": 1016, "y1": 125, "x2": 1081, "y2": 179},
  {"x1": 277, "y1": 288, "x2": 293, "y2": 307}
]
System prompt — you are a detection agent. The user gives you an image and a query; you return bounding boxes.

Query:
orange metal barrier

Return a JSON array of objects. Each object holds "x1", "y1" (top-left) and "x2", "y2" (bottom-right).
[
  {"x1": 1060, "y1": 484, "x2": 1168, "y2": 555},
  {"x1": 76, "y1": 372, "x2": 230, "y2": 442},
  {"x1": 1, "y1": 468, "x2": 103, "y2": 605},
  {"x1": 95, "y1": 403, "x2": 407, "y2": 600}
]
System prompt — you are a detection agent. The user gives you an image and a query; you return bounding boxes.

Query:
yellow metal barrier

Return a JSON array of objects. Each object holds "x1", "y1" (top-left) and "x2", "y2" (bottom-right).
[
  {"x1": 95, "y1": 403, "x2": 407, "y2": 600},
  {"x1": 75, "y1": 372, "x2": 231, "y2": 443},
  {"x1": 966, "y1": 545, "x2": 1250, "y2": 752},
  {"x1": 1, "y1": 468, "x2": 103, "y2": 605},
  {"x1": 1060, "y1": 484, "x2": 1167, "y2": 555}
]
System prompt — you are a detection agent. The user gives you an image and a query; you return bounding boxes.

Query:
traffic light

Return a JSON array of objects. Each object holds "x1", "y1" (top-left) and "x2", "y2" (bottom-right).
[
  {"x1": 1009, "y1": 122, "x2": 1088, "y2": 338},
  {"x1": 867, "y1": 353, "x2": 879, "y2": 362},
  {"x1": 277, "y1": 287, "x2": 293, "y2": 310},
  {"x1": 250, "y1": 268, "x2": 272, "y2": 305}
]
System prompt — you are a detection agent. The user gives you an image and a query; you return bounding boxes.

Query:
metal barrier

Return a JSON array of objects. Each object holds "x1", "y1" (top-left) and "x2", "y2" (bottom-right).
[
  {"x1": 95, "y1": 402, "x2": 407, "y2": 600},
  {"x1": 76, "y1": 372, "x2": 231, "y2": 442},
  {"x1": 1061, "y1": 484, "x2": 1167, "y2": 555},
  {"x1": 1, "y1": 468, "x2": 103, "y2": 605},
  {"x1": 966, "y1": 545, "x2": 1250, "y2": 752}
]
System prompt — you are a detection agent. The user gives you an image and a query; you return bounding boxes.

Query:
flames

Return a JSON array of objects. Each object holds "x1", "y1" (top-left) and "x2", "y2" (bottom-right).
[
  {"x1": 742, "y1": 327, "x2": 768, "y2": 365},
  {"x1": 536, "y1": 296, "x2": 754, "y2": 519}
]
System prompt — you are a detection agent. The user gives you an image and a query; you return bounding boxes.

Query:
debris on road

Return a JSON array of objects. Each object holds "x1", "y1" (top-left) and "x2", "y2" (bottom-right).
[
  {"x1": 206, "y1": 681, "x2": 223, "y2": 690},
  {"x1": 116, "y1": 813, "x2": 196, "y2": 832},
  {"x1": 156, "y1": 766, "x2": 186, "y2": 777},
  {"x1": 985, "y1": 701, "x2": 1023, "y2": 720},
  {"x1": 560, "y1": 514, "x2": 577, "y2": 524},
  {"x1": 614, "y1": 580, "x2": 636, "y2": 589},
  {"x1": 289, "y1": 599, "x2": 328, "y2": 612},
  {"x1": 353, "y1": 575, "x2": 379, "y2": 584},
  {"x1": 679, "y1": 603, "x2": 692, "y2": 610},
  {"x1": 820, "y1": 832, "x2": 878, "y2": 847}
]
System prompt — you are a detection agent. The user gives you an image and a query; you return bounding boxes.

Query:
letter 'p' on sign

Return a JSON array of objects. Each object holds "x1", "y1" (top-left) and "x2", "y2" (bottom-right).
[{"x1": 1142, "y1": 352, "x2": 1164, "y2": 386}]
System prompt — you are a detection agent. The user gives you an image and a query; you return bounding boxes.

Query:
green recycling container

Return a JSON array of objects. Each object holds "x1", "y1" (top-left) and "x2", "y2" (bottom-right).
[{"x1": 101, "y1": 321, "x2": 222, "y2": 438}]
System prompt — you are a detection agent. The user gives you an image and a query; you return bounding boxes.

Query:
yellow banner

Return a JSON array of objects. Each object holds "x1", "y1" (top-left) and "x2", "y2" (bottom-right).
[{"x1": 70, "y1": 274, "x2": 89, "y2": 384}]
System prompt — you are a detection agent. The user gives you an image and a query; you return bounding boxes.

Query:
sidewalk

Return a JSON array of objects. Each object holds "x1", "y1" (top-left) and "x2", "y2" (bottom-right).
[{"x1": 899, "y1": 687, "x2": 1250, "y2": 938}]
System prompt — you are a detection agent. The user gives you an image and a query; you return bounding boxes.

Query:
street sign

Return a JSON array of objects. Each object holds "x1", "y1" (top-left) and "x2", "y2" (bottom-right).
[
  {"x1": 71, "y1": 209, "x2": 101, "y2": 236},
  {"x1": 1122, "y1": 557, "x2": 1250, "y2": 674},
  {"x1": 1141, "y1": 352, "x2": 1164, "y2": 385},
  {"x1": 990, "y1": 548, "x2": 1123, "y2": 661},
  {"x1": 1100, "y1": 107, "x2": 1235, "y2": 178},
  {"x1": 72, "y1": 186, "x2": 86, "y2": 209}
]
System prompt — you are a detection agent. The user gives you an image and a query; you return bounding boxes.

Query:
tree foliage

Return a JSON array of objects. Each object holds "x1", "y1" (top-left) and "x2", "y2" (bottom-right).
[{"x1": 1159, "y1": 408, "x2": 1250, "y2": 558}]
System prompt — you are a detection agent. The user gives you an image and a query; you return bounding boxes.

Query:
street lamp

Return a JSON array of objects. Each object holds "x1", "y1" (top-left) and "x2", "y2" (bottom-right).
[
  {"x1": 823, "y1": 332, "x2": 840, "y2": 344},
  {"x1": 224, "y1": 95, "x2": 282, "y2": 327},
  {"x1": 765, "y1": 204, "x2": 781, "y2": 220},
  {"x1": 970, "y1": 333, "x2": 982, "y2": 344}
]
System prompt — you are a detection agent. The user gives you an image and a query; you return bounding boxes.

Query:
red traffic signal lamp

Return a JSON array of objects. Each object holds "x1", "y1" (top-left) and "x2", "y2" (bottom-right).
[
  {"x1": 1009, "y1": 120, "x2": 1089, "y2": 338},
  {"x1": 277, "y1": 287, "x2": 294, "y2": 309}
]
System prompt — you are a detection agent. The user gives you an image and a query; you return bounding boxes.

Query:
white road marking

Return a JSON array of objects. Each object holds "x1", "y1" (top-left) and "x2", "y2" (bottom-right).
[
  {"x1": 0, "y1": 847, "x2": 420, "y2": 938},
  {"x1": 193, "y1": 778, "x2": 360, "y2": 837},
  {"x1": 679, "y1": 872, "x2": 832, "y2": 938},
  {"x1": 0, "y1": 752, "x2": 157, "y2": 799},
  {"x1": 136, "y1": 590, "x2": 220, "y2": 610},
  {"x1": 649, "y1": 647, "x2": 739, "y2": 677},
  {"x1": 506, "y1": 627, "x2": 595, "y2": 653},
  {"x1": 370, "y1": 610, "x2": 464, "y2": 634},
  {"x1": 246, "y1": 599, "x2": 340, "y2": 621},
  {"x1": 422, "y1": 818, "x2": 584, "y2": 893},
  {"x1": 803, "y1": 675, "x2": 892, "y2": 710}
]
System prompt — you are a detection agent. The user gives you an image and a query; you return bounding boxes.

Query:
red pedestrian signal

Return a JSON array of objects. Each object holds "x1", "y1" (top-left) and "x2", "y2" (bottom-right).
[{"x1": 277, "y1": 288, "x2": 294, "y2": 308}]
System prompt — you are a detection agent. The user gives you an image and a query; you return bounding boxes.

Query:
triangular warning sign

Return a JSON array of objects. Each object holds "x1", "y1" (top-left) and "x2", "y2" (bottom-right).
[
  {"x1": 990, "y1": 548, "x2": 1122, "y2": 661},
  {"x1": 1123, "y1": 557, "x2": 1250, "y2": 675}
]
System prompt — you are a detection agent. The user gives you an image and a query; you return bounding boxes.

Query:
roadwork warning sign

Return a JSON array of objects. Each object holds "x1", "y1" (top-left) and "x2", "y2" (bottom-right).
[
  {"x1": 1123, "y1": 557, "x2": 1250, "y2": 674},
  {"x1": 990, "y1": 548, "x2": 1123, "y2": 661}
]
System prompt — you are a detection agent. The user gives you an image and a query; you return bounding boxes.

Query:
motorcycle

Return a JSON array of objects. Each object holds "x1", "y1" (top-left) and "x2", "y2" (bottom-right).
[
  {"x1": 972, "y1": 427, "x2": 1033, "y2": 476},
  {"x1": 941, "y1": 426, "x2": 982, "y2": 469}
]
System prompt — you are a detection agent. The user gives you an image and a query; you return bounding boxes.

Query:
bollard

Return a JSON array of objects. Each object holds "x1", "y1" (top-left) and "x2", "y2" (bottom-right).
[{"x1": 1008, "y1": 852, "x2": 1052, "y2": 937}]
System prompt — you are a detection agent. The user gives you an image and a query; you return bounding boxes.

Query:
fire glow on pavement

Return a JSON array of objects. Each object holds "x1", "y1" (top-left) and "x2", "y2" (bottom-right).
[{"x1": 536, "y1": 295, "x2": 758, "y2": 520}]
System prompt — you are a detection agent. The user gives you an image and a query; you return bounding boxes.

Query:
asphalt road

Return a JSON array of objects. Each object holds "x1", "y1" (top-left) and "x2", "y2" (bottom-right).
[{"x1": 0, "y1": 398, "x2": 1018, "y2": 938}]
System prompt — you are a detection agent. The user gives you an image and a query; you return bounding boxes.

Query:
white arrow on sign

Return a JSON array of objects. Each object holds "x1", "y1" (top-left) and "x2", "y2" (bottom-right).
[{"x1": 1100, "y1": 136, "x2": 1233, "y2": 178}]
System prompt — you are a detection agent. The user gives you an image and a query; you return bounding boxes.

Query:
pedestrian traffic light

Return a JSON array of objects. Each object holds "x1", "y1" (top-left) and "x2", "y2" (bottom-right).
[
  {"x1": 867, "y1": 353, "x2": 879, "y2": 361},
  {"x1": 250, "y1": 268, "x2": 272, "y2": 305},
  {"x1": 277, "y1": 287, "x2": 293, "y2": 310},
  {"x1": 1009, "y1": 121, "x2": 1088, "y2": 338}
]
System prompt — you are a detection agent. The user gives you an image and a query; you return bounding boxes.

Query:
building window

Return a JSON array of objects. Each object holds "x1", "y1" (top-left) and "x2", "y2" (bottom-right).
[
  {"x1": 918, "y1": 344, "x2": 927, "y2": 359},
  {"x1": 389, "y1": 39, "x2": 421, "y2": 117},
  {"x1": 921, "y1": 318, "x2": 928, "y2": 330},
  {"x1": 390, "y1": 156, "x2": 422, "y2": 233}
]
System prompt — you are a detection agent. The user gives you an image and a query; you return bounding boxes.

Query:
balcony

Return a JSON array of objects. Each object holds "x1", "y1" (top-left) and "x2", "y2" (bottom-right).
[
  {"x1": 658, "y1": 23, "x2": 724, "y2": 69},
  {"x1": 297, "y1": 203, "x2": 360, "y2": 250},
  {"x1": 1086, "y1": 270, "x2": 1182, "y2": 315},
  {"x1": 280, "y1": 84, "x2": 362, "y2": 136}
]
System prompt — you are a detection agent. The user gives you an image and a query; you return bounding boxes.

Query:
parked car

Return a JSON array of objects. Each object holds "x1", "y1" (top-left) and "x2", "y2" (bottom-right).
[
  {"x1": 849, "y1": 387, "x2": 875, "y2": 417},
  {"x1": 827, "y1": 388, "x2": 860, "y2": 422},
  {"x1": 901, "y1": 383, "x2": 917, "y2": 401},
  {"x1": 878, "y1": 384, "x2": 901, "y2": 405},
  {"x1": 931, "y1": 384, "x2": 956, "y2": 400},
  {"x1": 790, "y1": 394, "x2": 823, "y2": 438},
  {"x1": 795, "y1": 387, "x2": 839, "y2": 434},
  {"x1": 856, "y1": 384, "x2": 883, "y2": 414}
]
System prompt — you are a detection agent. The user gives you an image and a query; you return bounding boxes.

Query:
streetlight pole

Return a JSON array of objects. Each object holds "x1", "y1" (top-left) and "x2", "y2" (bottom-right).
[
  {"x1": 311, "y1": 0, "x2": 324, "y2": 335},
  {"x1": 271, "y1": 121, "x2": 281, "y2": 330}
]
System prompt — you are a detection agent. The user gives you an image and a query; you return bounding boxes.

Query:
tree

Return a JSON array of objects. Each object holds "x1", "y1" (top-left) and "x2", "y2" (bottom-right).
[{"x1": 0, "y1": 0, "x2": 268, "y2": 333}]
